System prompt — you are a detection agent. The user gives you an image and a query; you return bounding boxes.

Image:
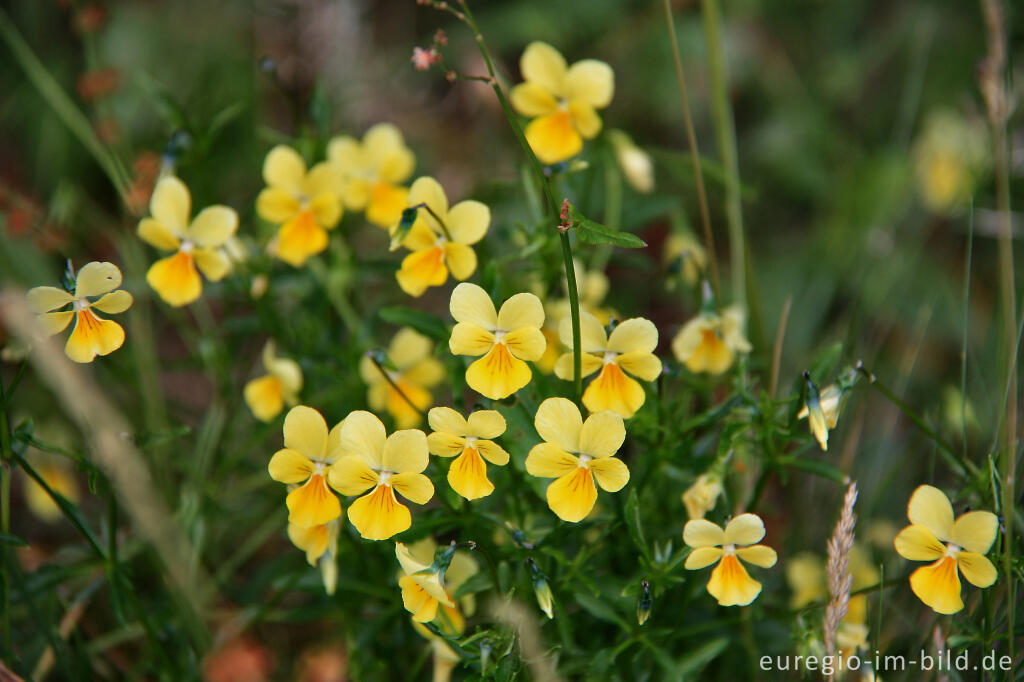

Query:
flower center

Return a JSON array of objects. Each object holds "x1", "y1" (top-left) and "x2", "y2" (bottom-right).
[
  {"x1": 723, "y1": 543, "x2": 737, "y2": 555},
  {"x1": 313, "y1": 461, "x2": 327, "y2": 475},
  {"x1": 577, "y1": 454, "x2": 592, "y2": 468},
  {"x1": 465, "y1": 436, "x2": 478, "y2": 447},
  {"x1": 180, "y1": 239, "x2": 195, "y2": 254},
  {"x1": 944, "y1": 543, "x2": 962, "y2": 557},
  {"x1": 602, "y1": 351, "x2": 619, "y2": 365},
  {"x1": 378, "y1": 470, "x2": 394, "y2": 486},
  {"x1": 73, "y1": 298, "x2": 91, "y2": 312},
  {"x1": 493, "y1": 329, "x2": 507, "y2": 344}
]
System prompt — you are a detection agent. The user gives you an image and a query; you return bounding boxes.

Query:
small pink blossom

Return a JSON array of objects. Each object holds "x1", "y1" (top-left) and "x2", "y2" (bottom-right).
[{"x1": 411, "y1": 47, "x2": 439, "y2": 71}]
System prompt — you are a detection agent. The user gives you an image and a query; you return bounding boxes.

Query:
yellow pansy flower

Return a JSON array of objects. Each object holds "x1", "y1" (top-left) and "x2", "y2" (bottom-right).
[
  {"x1": 682, "y1": 473, "x2": 723, "y2": 520},
  {"x1": 24, "y1": 460, "x2": 79, "y2": 523},
  {"x1": 525, "y1": 398, "x2": 630, "y2": 522},
  {"x1": 427, "y1": 407, "x2": 509, "y2": 500},
  {"x1": 797, "y1": 381, "x2": 841, "y2": 451},
  {"x1": 538, "y1": 260, "x2": 612, "y2": 373},
  {"x1": 358, "y1": 328, "x2": 443, "y2": 429},
  {"x1": 683, "y1": 514, "x2": 778, "y2": 606},
  {"x1": 664, "y1": 233, "x2": 707, "y2": 288},
  {"x1": 267, "y1": 406, "x2": 344, "y2": 528},
  {"x1": 27, "y1": 261, "x2": 133, "y2": 363},
  {"x1": 137, "y1": 177, "x2": 238, "y2": 307},
  {"x1": 244, "y1": 341, "x2": 303, "y2": 422},
  {"x1": 391, "y1": 177, "x2": 490, "y2": 297},
  {"x1": 555, "y1": 312, "x2": 661, "y2": 418},
  {"x1": 671, "y1": 305, "x2": 751, "y2": 375},
  {"x1": 287, "y1": 518, "x2": 339, "y2": 566},
  {"x1": 328, "y1": 123, "x2": 415, "y2": 228},
  {"x1": 448, "y1": 283, "x2": 546, "y2": 400},
  {"x1": 256, "y1": 145, "x2": 342, "y2": 267},
  {"x1": 510, "y1": 41, "x2": 614, "y2": 165},
  {"x1": 328, "y1": 411, "x2": 433, "y2": 540},
  {"x1": 893, "y1": 485, "x2": 998, "y2": 614}
]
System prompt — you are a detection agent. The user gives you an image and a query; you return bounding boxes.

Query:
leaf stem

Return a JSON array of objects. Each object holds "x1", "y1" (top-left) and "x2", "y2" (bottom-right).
[{"x1": 367, "y1": 352, "x2": 427, "y2": 420}]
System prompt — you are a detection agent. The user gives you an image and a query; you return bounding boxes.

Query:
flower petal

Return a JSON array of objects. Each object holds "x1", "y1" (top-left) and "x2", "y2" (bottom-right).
[
  {"x1": 446, "y1": 200, "x2": 490, "y2": 245},
  {"x1": 408, "y1": 176, "x2": 450, "y2": 220},
  {"x1": 38, "y1": 311, "x2": 74, "y2": 335},
  {"x1": 193, "y1": 248, "x2": 231, "y2": 282},
  {"x1": 268, "y1": 448, "x2": 314, "y2": 483},
  {"x1": 497, "y1": 293, "x2": 544, "y2": 331},
  {"x1": 390, "y1": 472, "x2": 434, "y2": 504},
  {"x1": 339, "y1": 410, "x2": 387, "y2": 468},
  {"x1": 189, "y1": 205, "x2": 238, "y2": 247},
  {"x1": 564, "y1": 59, "x2": 614, "y2": 108},
  {"x1": 137, "y1": 217, "x2": 182, "y2": 251},
  {"x1": 263, "y1": 145, "x2": 306, "y2": 193},
  {"x1": 894, "y1": 524, "x2": 946, "y2": 561},
  {"x1": 64, "y1": 311, "x2": 124, "y2": 363},
  {"x1": 366, "y1": 183, "x2": 409, "y2": 228},
  {"x1": 950, "y1": 510, "x2": 998, "y2": 555},
  {"x1": 275, "y1": 210, "x2": 328, "y2": 267},
  {"x1": 707, "y1": 554, "x2": 762, "y2": 606},
  {"x1": 245, "y1": 375, "x2": 284, "y2": 422},
  {"x1": 75, "y1": 261, "x2": 122, "y2": 298},
  {"x1": 326, "y1": 456, "x2": 378, "y2": 495},
  {"x1": 534, "y1": 397, "x2": 582, "y2": 453},
  {"x1": 309, "y1": 192, "x2": 342, "y2": 230},
  {"x1": 510, "y1": 82, "x2": 559, "y2": 117},
  {"x1": 559, "y1": 312, "x2": 607, "y2": 352},
  {"x1": 525, "y1": 443, "x2": 578, "y2": 478},
  {"x1": 475, "y1": 440, "x2": 509, "y2": 466},
  {"x1": 92, "y1": 290, "x2": 133, "y2": 314},
  {"x1": 724, "y1": 514, "x2": 766, "y2": 546},
  {"x1": 147, "y1": 252, "x2": 201, "y2": 307},
  {"x1": 382, "y1": 429, "x2": 429, "y2": 474},
  {"x1": 907, "y1": 485, "x2": 954, "y2": 542},
  {"x1": 26, "y1": 286, "x2": 73, "y2": 313},
  {"x1": 520, "y1": 42, "x2": 567, "y2": 95},
  {"x1": 450, "y1": 283, "x2": 497, "y2": 328},
  {"x1": 582, "y1": 362, "x2": 646, "y2": 418},
  {"x1": 428, "y1": 407, "x2": 470, "y2": 436},
  {"x1": 427, "y1": 432, "x2": 466, "y2": 457},
  {"x1": 568, "y1": 100, "x2": 602, "y2": 139},
  {"x1": 554, "y1": 352, "x2": 603, "y2": 381},
  {"x1": 288, "y1": 523, "x2": 329, "y2": 565},
  {"x1": 387, "y1": 327, "x2": 430, "y2": 369},
  {"x1": 283, "y1": 405, "x2": 328, "y2": 460},
  {"x1": 616, "y1": 352, "x2": 662, "y2": 382},
  {"x1": 447, "y1": 447, "x2": 494, "y2": 500},
  {"x1": 578, "y1": 411, "x2": 625, "y2": 458},
  {"x1": 685, "y1": 546, "x2": 723, "y2": 570},
  {"x1": 443, "y1": 242, "x2": 477, "y2": 281},
  {"x1": 286, "y1": 474, "x2": 341, "y2": 528},
  {"x1": 909, "y1": 556, "x2": 963, "y2": 614},
  {"x1": 347, "y1": 484, "x2": 411, "y2": 540},
  {"x1": 525, "y1": 112, "x2": 582, "y2": 165},
  {"x1": 399, "y1": 576, "x2": 441, "y2": 623},
  {"x1": 150, "y1": 176, "x2": 191, "y2": 234},
  {"x1": 683, "y1": 519, "x2": 725, "y2": 548},
  {"x1": 467, "y1": 410, "x2": 505, "y2": 439},
  {"x1": 465, "y1": 344, "x2": 531, "y2": 399},
  {"x1": 607, "y1": 317, "x2": 658, "y2": 354},
  {"x1": 588, "y1": 456, "x2": 629, "y2": 492},
  {"x1": 957, "y1": 551, "x2": 997, "y2": 588},
  {"x1": 397, "y1": 246, "x2": 448, "y2": 296},
  {"x1": 256, "y1": 187, "x2": 301, "y2": 224},
  {"x1": 364, "y1": 123, "x2": 415, "y2": 182},
  {"x1": 449, "y1": 323, "x2": 496, "y2": 357},
  {"x1": 503, "y1": 327, "x2": 547, "y2": 362},
  {"x1": 546, "y1": 468, "x2": 597, "y2": 522},
  {"x1": 402, "y1": 358, "x2": 444, "y2": 389},
  {"x1": 736, "y1": 544, "x2": 778, "y2": 568}
]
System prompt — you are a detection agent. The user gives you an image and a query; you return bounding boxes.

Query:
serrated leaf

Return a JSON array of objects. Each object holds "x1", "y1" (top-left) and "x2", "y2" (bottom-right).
[
  {"x1": 570, "y1": 207, "x2": 647, "y2": 248},
  {"x1": 379, "y1": 306, "x2": 448, "y2": 342}
]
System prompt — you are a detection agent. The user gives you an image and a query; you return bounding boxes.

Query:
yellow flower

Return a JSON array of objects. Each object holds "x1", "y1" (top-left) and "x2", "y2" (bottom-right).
[
  {"x1": 912, "y1": 110, "x2": 987, "y2": 216},
  {"x1": 797, "y1": 382, "x2": 841, "y2": 451},
  {"x1": 328, "y1": 123, "x2": 415, "y2": 228},
  {"x1": 328, "y1": 411, "x2": 433, "y2": 540},
  {"x1": 448, "y1": 283, "x2": 546, "y2": 400},
  {"x1": 682, "y1": 473, "x2": 723, "y2": 520},
  {"x1": 244, "y1": 341, "x2": 303, "y2": 422},
  {"x1": 555, "y1": 313, "x2": 661, "y2": 418},
  {"x1": 287, "y1": 518, "x2": 339, "y2": 566},
  {"x1": 256, "y1": 145, "x2": 342, "y2": 267},
  {"x1": 510, "y1": 41, "x2": 614, "y2": 165},
  {"x1": 27, "y1": 261, "x2": 133, "y2": 363},
  {"x1": 358, "y1": 328, "x2": 443, "y2": 428},
  {"x1": 671, "y1": 305, "x2": 751, "y2": 375},
  {"x1": 683, "y1": 514, "x2": 777, "y2": 606},
  {"x1": 538, "y1": 259, "x2": 612, "y2": 374},
  {"x1": 391, "y1": 177, "x2": 489, "y2": 297},
  {"x1": 24, "y1": 461, "x2": 79, "y2": 523},
  {"x1": 427, "y1": 407, "x2": 509, "y2": 500},
  {"x1": 893, "y1": 485, "x2": 998, "y2": 614},
  {"x1": 138, "y1": 177, "x2": 238, "y2": 306},
  {"x1": 267, "y1": 406, "x2": 344, "y2": 528},
  {"x1": 664, "y1": 233, "x2": 707, "y2": 288},
  {"x1": 525, "y1": 398, "x2": 630, "y2": 522},
  {"x1": 608, "y1": 130, "x2": 653, "y2": 193}
]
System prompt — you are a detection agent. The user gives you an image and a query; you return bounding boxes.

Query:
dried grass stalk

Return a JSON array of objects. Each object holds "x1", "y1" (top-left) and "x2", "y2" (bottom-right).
[{"x1": 823, "y1": 481, "x2": 858, "y2": 672}]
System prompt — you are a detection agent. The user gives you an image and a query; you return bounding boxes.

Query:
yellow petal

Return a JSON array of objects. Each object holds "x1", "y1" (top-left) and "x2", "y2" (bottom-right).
[
  {"x1": 137, "y1": 217, "x2": 182, "y2": 251},
  {"x1": 448, "y1": 447, "x2": 494, "y2": 500},
  {"x1": 366, "y1": 183, "x2": 409, "y2": 228},
  {"x1": 510, "y1": 82, "x2": 559, "y2": 117},
  {"x1": 308, "y1": 192, "x2": 342, "y2": 230},
  {"x1": 559, "y1": 311, "x2": 608, "y2": 352},
  {"x1": 525, "y1": 112, "x2": 582, "y2": 165},
  {"x1": 75, "y1": 261, "x2": 122, "y2": 298},
  {"x1": 391, "y1": 472, "x2": 434, "y2": 504},
  {"x1": 286, "y1": 474, "x2": 342, "y2": 528},
  {"x1": 894, "y1": 524, "x2": 946, "y2": 561},
  {"x1": 554, "y1": 352, "x2": 603, "y2": 381},
  {"x1": 475, "y1": 440, "x2": 509, "y2": 466},
  {"x1": 382, "y1": 429, "x2": 429, "y2": 474},
  {"x1": 683, "y1": 519, "x2": 725, "y2": 548},
  {"x1": 533, "y1": 397, "x2": 582, "y2": 453},
  {"x1": 588, "y1": 456, "x2": 629, "y2": 492},
  {"x1": 428, "y1": 407, "x2": 470, "y2": 437},
  {"x1": 27, "y1": 286, "x2": 73, "y2": 313},
  {"x1": 446, "y1": 200, "x2": 490, "y2": 245},
  {"x1": 564, "y1": 59, "x2": 614, "y2": 108},
  {"x1": 608, "y1": 318, "x2": 658, "y2": 354},
  {"x1": 193, "y1": 248, "x2": 230, "y2": 282},
  {"x1": 399, "y1": 575, "x2": 441, "y2": 623},
  {"x1": 578, "y1": 411, "x2": 625, "y2": 458},
  {"x1": 276, "y1": 210, "x2": 328, "y2": 267},
  {"x1": 568, "y1": 100, "x2": 602, "y2": 139},
  {"x1": 268, "y1": 448, "x2": 314, "y2": 483},
  {"x1": 263, "y1": 343, "x2": 303, "y2": 396},
  {"x1": 724, "y1": 514, "x2": 766, "y2": 546},
  {"x1": 465, "y1": 343, "x2": 532, "y2": 399},
  {"x1": 526, "y1": 443, "x2": 578, "y2": 478},
  {"x1": 147, "y1": 251, "x2": 201, "y2": 307},
  {"x1": 674, "y1": 321, "x2": 735, "y2": 375},
  {"x1": 244, "y1": 375, "x2": 284, "y2": 422},
  {"x1": 64, "y1": 310, "x2": 124, "y2": 363},
  {"x1": 150, "y1": 176, "x2": 191, "y2": 234},
  {"x1": 347, "y1": 484, "x2": 411, "y2": 540},
  {"x1": 304, "y1": 161, "x2": 341, "y2": 198},
  {"x1": 449, "y1": 323, "x2": 496, "y2": 357},
  {"x1": 428, "y1": 432, "x2": 466, "y2": 457},
  {"x1": 383, "y1": 379, "x2": 430, "y2": 429},
  {"x1": 503, "y1": 326, "x2": 547, "y2": 362},
  {"x1": 326, "y1": 456, "x2": 378, "y2": 496},
  {"x1": 397, "y1": 246, "x2": 448, "y2": 297},
  {"x1": 520, "y1": 41, "x2": 567, "y2": 95},
  {"x1": 442, "y1": 242, "x2": 477, "y2": 282},
  {"x1": 707, "y1": 553, "x2": 762, "y2": 606},
  {"x1": 582, "y1": 362, "x2": 646, "y2": 418},
  {"x1": 909, "y1": 556, "x2": 963, "y2": 614},
  {"x1": 682, "y1": 474, "x2": 723, "y2": 520},
  {"x1": 91, "y1": 290, "x2": 133, "y2": 314},
  {"x1": 339, "y1": 410, "x2": 387, "y2": 468},
  {"x1": 283, "y1": 405, "x2": 329, "y2": 460},
  {"x1": 256, "y1": 187, "x2": 301, "y2": 224},
  {"x1": 263, "y1": 145, "x2": 306, "y2": 193},
  {"x1": 364, "y1": 123, "x2": 415, "y2": 181},
  {"x1": 685, "y1": 546, "x2": 724, "y2": 570},
  {"x1": 288, "y1": 523, "x2": 329, "y2": 565},
  {"x1": 616, "y1": 352, "x2": 662, "y2": 382},
  {"x1": 38, "y1": 311, "x2": 74, "y2": 335},
  {"x1": 388, "y1": 328, "x2": 431, "y2": 369},
  {"x1": 736, "y1": 544, "x2": 778, "y2": 568},
  {"x1": 907, "y1": 485, "x2": 954, "y2": 542},
  {"x1": 546, "y1": 467, "x2": 597, "y2": 522},
  {"x1": 188, "y1": 205, "x2": 238, "y2": 247},
  {"x1": 950, "y1": 510, "x2": 998, "y2": 554},
  {"x1": 450, "y1": 283, "x2": 498, "y2": 328},
  {"x1": 467, "y1": 410, "x2": 505, "y2": 439},
  {"x1": 956, "y1": 551, "x2": 997, "y2": 588},
  {"x1": 408, "y1": 176, "x2": 449, "y2": 219},
  {"x1": 24, "y1": 464, "x2": 78, "y2": 522}
]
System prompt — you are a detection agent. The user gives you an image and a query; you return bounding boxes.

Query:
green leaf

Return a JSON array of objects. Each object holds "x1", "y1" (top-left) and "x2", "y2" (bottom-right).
[
  {"x1": 0, "y1": 533, "x2": 28, "y2": 547},
  {"x1": 624, "y1": 490, "x2": 649, "y2": 559},
  {"x1": 779, "y1": 455, "x2": 847, "y2": 483},
  {"x1": 452, "y1": 570, "x2": 493, "y2": 601},
  {"x1": 570, "y1": 206, "x2": 647, "y2": 248},
  {"x1": 379, "y1": 306, "x2": 449, "y2": 342},
  {"x1": 574, "y1": 593, "x2": 629, "y2": 630},
  {"x1": 677, "y1": 636, "x2": 729, "y2": 677}
]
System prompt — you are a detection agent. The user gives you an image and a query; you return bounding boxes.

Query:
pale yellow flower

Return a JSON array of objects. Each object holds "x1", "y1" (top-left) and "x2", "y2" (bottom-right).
[
  {"x1": 683, "y1": 514, "x2": 777, "y2": 606},
  {"x1": 328, "y1": 123, "x2": 415, "y2": 228},
  {"x1": 608, "y1": 130, "x2": 653, "y2": 193},
  {"x1": 244, "y1": 341, "x2": 303, "y2": 422},
  {"x1": 427, "y1": 407, "x2": 509, "y2": 500},
  {"x1": 671, "y1": 305, "x2": 751, "y2": 375},
  {"x1": 682, "y1": 473, "x2": 723, "y2": 520},
  {"x1": 359, "y1": 328, "x2": 443, "y2": 428}
]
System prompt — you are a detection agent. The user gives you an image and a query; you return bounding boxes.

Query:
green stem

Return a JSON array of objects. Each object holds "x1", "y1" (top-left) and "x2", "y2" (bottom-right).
[
  {"x1": 701, "y1": 0, "x2": 746, "y2": 306},
  {"x1": 412, "y1": 202, "x2": 453, "y2": 241},
  {"x1": 368, "y1": 353, "x2": 426, "y2": 420},
  {"x1": 559, "y1": 230, "x2": 584, "y2": 406}
]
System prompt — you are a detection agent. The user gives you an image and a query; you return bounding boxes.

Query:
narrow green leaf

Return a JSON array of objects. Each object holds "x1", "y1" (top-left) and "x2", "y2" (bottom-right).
[
  {"x1": 379, "y1": 306, "x2": 449, "y2": 342},
  {"x1": 570, "y1": 206, "x2": 647, "y2": 248},
  {"x1": 624, "y1": 490, "x2": 649, "y2": 559}
]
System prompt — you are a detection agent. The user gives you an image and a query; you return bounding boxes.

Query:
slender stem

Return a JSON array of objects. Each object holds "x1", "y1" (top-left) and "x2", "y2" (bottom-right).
[
  {"x1": 367, "y1": 353, "x2": 426, "y2": 420},
  {"x1": 661, "y1": 0, "x2": 721, "y2": 303},
  {"x1": 768, "y1": 296, "x2": 792, "y2": 398},
  {"x1": 559, "y1": 229, "x2": 584, "y2": 406},
  {"x1": 961, "y1": 202, "x2": 974, "y2": 463},
  {"x1": 411, "y1": 202, "x2": 452, "y2": 241}
]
